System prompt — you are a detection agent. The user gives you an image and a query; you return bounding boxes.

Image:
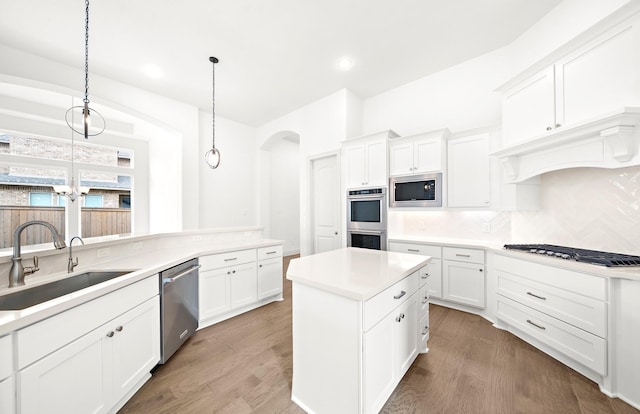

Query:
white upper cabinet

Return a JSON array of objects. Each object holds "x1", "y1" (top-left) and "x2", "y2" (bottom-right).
[
  {"x1": 447, "y1": 132, "x2": 491, "y2": 208},
  {"x1": 389, "y1": 129, "x2": 449, "y2": 176},
  {"x1": 343, "y1": 130, "x2": 398, "y2": 189},
  {"x1": 502, "y1": 18, "x2": 640, "y2": 147},
  {"x1": 502, "y1": 67, "x2": 556, "y2": 146}
]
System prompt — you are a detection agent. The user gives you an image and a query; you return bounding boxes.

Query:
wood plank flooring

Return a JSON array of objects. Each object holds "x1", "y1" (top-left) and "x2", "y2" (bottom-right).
[{"x1": 119, "y1": 255, "x2": 639, "y2": 414}]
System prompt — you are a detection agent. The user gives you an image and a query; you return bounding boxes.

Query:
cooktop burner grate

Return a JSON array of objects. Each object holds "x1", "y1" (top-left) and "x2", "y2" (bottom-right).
[{"x1": 503, "y1": 244, "x2": 640, "y2": 267}]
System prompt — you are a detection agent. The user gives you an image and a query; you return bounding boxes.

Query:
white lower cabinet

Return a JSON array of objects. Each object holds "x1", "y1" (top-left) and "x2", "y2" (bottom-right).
[
  {"x1": 199, "y1": 245, "x2": 283, "y2": 328},
  {"x1": 0, "y1": 376, "x2": 14, "y2": 414},
  {"x1": 442, "y1": 247, "x2": 486, "y2": 308},
  {"x1": 17, "y1": 278, "x2": 160, "y2": 414},
  {"x1": 258, "y1": 257, "x2": 283, "y2": 299},
  {"x1": 494, "y1": 253, "x2": 608, "y2": 376}
]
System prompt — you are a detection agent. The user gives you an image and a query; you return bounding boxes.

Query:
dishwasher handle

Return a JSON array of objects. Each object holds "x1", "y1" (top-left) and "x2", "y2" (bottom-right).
[{"x1": 162, "y1": 264, "x2": 201, "y2": 284}]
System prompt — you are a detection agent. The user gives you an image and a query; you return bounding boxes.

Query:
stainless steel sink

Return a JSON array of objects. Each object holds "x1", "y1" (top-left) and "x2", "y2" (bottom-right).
[{"x1": 0, "y1": 270, "x2": 137, "y2": 311}]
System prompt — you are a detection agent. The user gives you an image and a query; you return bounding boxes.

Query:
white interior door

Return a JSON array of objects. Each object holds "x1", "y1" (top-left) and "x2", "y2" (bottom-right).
[{"x1": 311, "y1": 154, "x2": 340, "y2": 254}]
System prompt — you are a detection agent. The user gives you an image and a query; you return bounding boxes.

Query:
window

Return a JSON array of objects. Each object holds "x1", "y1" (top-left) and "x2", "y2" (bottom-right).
[
  {"x1": 29, "y1": 192, "x2": 53, "y2": 206},
  {"x1": 84, "y1": 194, "x2": 103, "y2": 208},
  {"x1": 0, "y1": 132, "x2": 134, "y2": 248}
]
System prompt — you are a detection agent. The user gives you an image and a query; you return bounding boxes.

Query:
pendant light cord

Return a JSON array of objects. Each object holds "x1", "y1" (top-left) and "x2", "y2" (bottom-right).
[
  {"x1": 84, "y1": 0, "x2": 90, "y2": 105},
  {"x1": 210, "y1": 56, "x2": 218, "y2": 149}
]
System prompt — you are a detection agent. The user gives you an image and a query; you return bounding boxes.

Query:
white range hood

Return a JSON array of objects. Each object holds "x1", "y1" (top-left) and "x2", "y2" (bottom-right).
[{"x1": 493, "y1": 107, "x2": 640, "y2": 183}]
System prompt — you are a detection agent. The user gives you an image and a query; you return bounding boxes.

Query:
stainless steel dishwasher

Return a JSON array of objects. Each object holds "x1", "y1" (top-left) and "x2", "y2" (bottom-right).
[{"x1": 159, "y1": 258, "x2": 200, "y2": 364}]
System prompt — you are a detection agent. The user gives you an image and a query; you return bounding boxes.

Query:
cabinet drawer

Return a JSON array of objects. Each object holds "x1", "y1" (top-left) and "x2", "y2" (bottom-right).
[
  {"x1": 364, "y1": 271, "x2": 419, "y2": 331},
  {"x1": 201, "y1": 249, "x2": 256, "y2": 270},
  {"x1": 419, "y1": 312, "x2": 430, "y2": 344},
  {"x1": 497, "y1": 270, "x2": 607, "y2": 337},
  {"x1": 494, "y1": 254, "x2": 607, "y2": 301},
  {"x1": 443, "y1": 247, "x2": 484, "y2": 264},
  {"x1": 389, "y1": 242, "x2": 441, "y2": 258},
  {"x1": 257, "y1": 245, "x2": 283, "y2": 260},
  {"x1": 16, "y1": 275, "x2": 158, "y2": 370},
  {"x1": 497, "y1": 296, "x2": 607, "y2": 375},
  {"x1": 0, "y1": 334, "x2": 12, "y2": 380},
  {"x1": 419, "y1": 285, "x2": 429, "y2": 316}
]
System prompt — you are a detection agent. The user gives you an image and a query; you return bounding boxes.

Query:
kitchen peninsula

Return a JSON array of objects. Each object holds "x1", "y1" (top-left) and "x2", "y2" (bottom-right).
[{"x1": 286, "y1": 247, "x2": 431, "y2": 414}]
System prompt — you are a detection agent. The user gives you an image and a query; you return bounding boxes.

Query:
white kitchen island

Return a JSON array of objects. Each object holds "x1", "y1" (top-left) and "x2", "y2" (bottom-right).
[{"x1": 286, "y1": 247, "x2": 431, "y2": 414}]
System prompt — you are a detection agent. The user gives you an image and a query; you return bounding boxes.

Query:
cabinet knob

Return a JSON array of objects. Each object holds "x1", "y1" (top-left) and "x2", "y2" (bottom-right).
[
  {"x1": 396, "y1": 316, "x2": 402, "y2": 322},
  {"x1": 106, "y1": 331, "x2": 114, "y2": 338},
  {"x1": 259, "y1": 264, "x2": 263, "y2": 268},
  {"x1": 116, "y1": 326, "x2": 123, "y2": 332},
  {"x1": 232, "y1": 270, "x2": 236, "y2": 274},
  {"x1": 479, "y1": 268, "x2": 483, "y2": 272},
  {"x1": 546, "y1": 126, "x2": 552, "y2": 131},
  {"x1": 227, "y1": 271, "x2": 231, "y2": 275},
  {"x1": 555, "y1": 123, "x2": 562, "y2": 128}
]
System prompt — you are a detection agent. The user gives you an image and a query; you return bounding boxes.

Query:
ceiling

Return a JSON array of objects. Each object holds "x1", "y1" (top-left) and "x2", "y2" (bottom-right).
[{"x1": 0, "y1": 0, "x2": 562, "y2": 127}]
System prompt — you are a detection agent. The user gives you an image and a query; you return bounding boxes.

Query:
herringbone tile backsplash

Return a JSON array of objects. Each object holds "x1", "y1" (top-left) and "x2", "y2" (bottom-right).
[{"x1": 393, "y1": 166, "x2": 640, "y2": 255}]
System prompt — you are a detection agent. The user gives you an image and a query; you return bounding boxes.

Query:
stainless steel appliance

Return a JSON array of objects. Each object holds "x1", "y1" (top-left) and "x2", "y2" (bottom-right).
[
  {"x1": 159, "y1": 258, "x2": 201, "y2": 364},
  {"x1": 503, "y1": 244, "x2": 640, "y2": 267},
  {"x1": 389, "y1": 172, "x2": 443, "y2": 208},
  {"x1": 347, "y1": 187, "x2": 387, "y2": 250}
]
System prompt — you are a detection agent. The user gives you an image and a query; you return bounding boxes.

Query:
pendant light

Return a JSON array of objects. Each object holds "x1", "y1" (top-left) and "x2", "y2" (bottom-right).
[
  {"x1": 54, "y1": 98, "x2": 90, "y2": 202},
  {"x1": 65, "y1": 0, "x2": 105, "y2": 139},
  {"x1": 204, "y1": 56, "x2": 221, "y2": 169}
]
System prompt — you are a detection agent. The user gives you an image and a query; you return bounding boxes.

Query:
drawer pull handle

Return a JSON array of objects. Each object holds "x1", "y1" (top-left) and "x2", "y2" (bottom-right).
[
  {"x1": 526, "y1": 319, "x2": 546, "y2": 330},
  {"x1": 395, "y1": 313, "x2": 406, "y2": 322},
  {"x1": 526, "y1": 292, "x2": 547, "y2": 300},
  {"x1": 421, "y1": 273, "x2": 429, "y2": 279},
  {"x1": 455, "y1": 254, "x2": 471, "y2": 258},
  {"x1": 266, "y1": 251, "x2": 277, "y2": 254},
  {"x1": 115, "y1": 326, "x2": 123, "y2": 332},
  {"x1": 393, "y1": 291, "x2": 406, "y2": 300},
  {"x1": 408, "y1": 249, "x2": 420, "y2": 252},
  {"x1": 422, "y1": 327, "x2": 429, "y2": 335},
  {"x1": 422, "y1": 298, "x2": 429, "y2": 304},
  {"x1": 224, "y1": 257, "x2": 238, "y2": 262},
  {"x1": 106, "y1": 331, "x2": 114, "y2": 338}
]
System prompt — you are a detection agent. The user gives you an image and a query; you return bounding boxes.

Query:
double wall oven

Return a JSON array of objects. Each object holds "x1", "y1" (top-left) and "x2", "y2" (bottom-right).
[{"x1": 346, "y1": 187, "x2": 387, "y2": 250}]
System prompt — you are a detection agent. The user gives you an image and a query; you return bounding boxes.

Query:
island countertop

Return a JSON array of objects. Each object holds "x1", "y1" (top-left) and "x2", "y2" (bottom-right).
[{"x1": 286, "y1": 247, "x2": 431, "y2": 301}]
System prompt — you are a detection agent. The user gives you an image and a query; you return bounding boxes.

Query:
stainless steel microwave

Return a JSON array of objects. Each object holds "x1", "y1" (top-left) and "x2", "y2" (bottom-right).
[{"x1": 389, "y1": 172, "x2": 443, "y2": 208}]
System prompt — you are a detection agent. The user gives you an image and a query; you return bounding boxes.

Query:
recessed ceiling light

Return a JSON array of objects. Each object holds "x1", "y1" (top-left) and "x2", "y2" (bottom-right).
[
  {"x1": 336, "y1": 56, "x2": 354, "y2": 71},
  {"x1": 142, "y1": 64, "x2": 163, "y2": 79}
]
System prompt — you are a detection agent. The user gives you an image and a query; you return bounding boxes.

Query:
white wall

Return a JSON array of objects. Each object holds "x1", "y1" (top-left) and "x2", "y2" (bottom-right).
[
  {"x1": 267, "y1": 139, "x2": 300, "y2": 255},
  {"x1": 257, "y1": 89, "x2": 358, "y2": 256},
  {"x1": 198, "y1": 111, "x2": 257, "y2": 228}
]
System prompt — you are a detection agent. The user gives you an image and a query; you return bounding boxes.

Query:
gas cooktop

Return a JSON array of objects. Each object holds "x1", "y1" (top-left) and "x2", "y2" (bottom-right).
[{"x1": 503, "y1": 244, "x2": 640, "y2": 267}]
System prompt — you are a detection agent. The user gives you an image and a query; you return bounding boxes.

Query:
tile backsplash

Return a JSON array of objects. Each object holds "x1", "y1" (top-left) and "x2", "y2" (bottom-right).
[
  {"x1": 391, "y1": 165, "x2": 640, "y2": 255},
  {"x1": 512, "y1": 166, "x2": 640, "y2": 256}
]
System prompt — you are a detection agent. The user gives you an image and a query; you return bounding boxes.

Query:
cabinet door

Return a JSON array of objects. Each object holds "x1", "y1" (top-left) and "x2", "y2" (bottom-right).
[
  {"x1": 111, "y1": 297, "x2": 160, "y2": 404},
  {"x1": 443, "y1": 260, "x2": 486, "y2": 308},
  {"x1": 199, "y1": 267, "x2": 231, "y2": 321},
  {"x1": 363, "y1": 312, "x2": 396, "y2": 414},
  {"x1": 426, "y1": 258, "x2": 442, "y2": 299},
  {"x1": 344, "y1": 144, "x2": 366, "y2": 188},
  {"x1": 0, "y1": 376, "x2": 14, "y2": 414},
  {"x1": 257, "y1": 257, "x2": 283, "y2": 300},
  {"x1": 502, "y1": 66, "x2": 555, "y2": 145},
  {"x1": 557, "y1": 21, "x2": 640, "y2": 127},
  {"x1": 395, "y1": 294, "x2": 418, "y2": 379},
  {"x1": 413, "y1": 137, "x2": 442, "y2": 173},
  {"x1": 366, "y1": 139, "x2": 387, "y2": 186},
  {"x1": 447, "y1": 133, "x2": 490, "y2": 208},
  {"x1": 18, "y1": 326, "x2": 110, "y2": 414},
  {"x1": 230, "y1": 262, "x2": 258, "y2": 309},
  {"x1": 389, "y1": 141, "x2": 414, "y2": 176}
]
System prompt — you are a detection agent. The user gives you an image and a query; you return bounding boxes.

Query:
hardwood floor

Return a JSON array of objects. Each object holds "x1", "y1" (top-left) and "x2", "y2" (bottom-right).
[{"x1": 120, "y1": 255, "x2": 639, "y2": 414}]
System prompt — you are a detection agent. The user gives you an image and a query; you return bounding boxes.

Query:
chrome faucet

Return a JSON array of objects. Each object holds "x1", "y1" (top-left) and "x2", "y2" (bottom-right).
[
  {"x1": 8, "y1": 221, "x2": 66, "y2": 287},
  {"x1": 68, "y1": 236, "x2": 85, "y2": 273}
]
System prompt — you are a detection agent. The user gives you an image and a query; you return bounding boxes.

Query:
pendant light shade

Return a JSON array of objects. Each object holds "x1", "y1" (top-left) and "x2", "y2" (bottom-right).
[
  {"x1": 65, "y1": 0, "x2": 105, "y2": 139},
  {"x1": 205, "y1": 56, "x2": 221, "y2": 169}
]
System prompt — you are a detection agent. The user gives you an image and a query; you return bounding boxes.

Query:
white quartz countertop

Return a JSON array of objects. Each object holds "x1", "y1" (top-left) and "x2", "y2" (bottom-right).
[
  {"x1": 0, "y1": 238, "x2": 282, "y2": 335},
  {"x1": 286, "y1": 247, "x2": 431, "y2": 300}
]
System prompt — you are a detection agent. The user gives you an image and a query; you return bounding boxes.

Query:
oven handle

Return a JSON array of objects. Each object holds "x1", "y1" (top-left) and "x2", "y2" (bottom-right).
[
  {"x1": 162, "y1": 264, "x2": 201, "y2": 284},
  {"x1": 347, "y1": 229, "x2": 386, "y2": 235}
]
